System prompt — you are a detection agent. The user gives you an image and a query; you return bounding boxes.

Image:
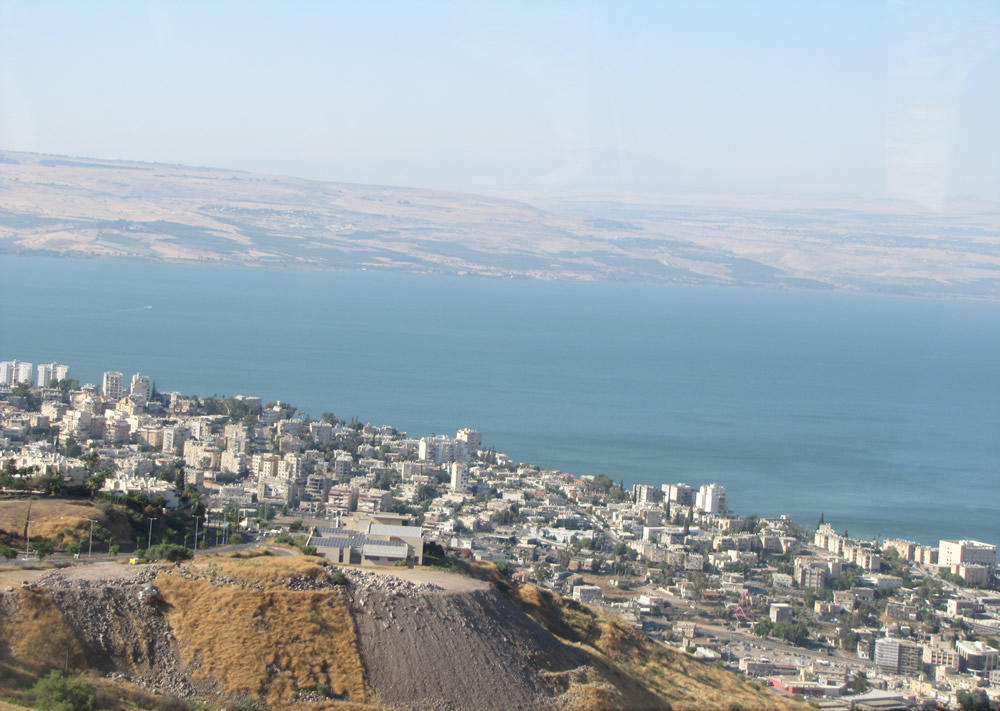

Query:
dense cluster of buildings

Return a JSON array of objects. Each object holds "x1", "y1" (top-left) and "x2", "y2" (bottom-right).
[{"x1": 2, "y1": 359, "x2": 999, "y2": 708}]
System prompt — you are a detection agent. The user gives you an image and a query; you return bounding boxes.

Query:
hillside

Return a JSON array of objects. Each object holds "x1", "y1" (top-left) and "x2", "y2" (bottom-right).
[
  {"x1": 0, "y1": 552, "x2": 811, "y2": 711},
  {"x1": 2, "y1": 149, "x2": 999, "y2": 297}
]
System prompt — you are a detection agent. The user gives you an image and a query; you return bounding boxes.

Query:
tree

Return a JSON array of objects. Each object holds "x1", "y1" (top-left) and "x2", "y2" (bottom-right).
[
  {"x1": 31, "y1": 538, "x2": 54, "y2": 561},
  {"x1": 817, "y1": 512, "x2": 824, "y2": 530},
  {"x1": 0, "y1": 544, "x2": 16, "y2": 561},
  {"x1": 753, "y1": 620, "x2": 773, "y2": 637},
  {"x1": 29, "y1": 670, "x2": 98, "y2": 711},
  {"x1": 65, "y1": 540, "x2": 82, "y2": 557},
  {"x1": 533, "y1": 560, "x2": 552, "y2": 584},
  {"x1": 956, "y1": 689, "x2": 991, "y2": 711},
  {"x1": 229, "y1": 533, "x2": 243, "y2": 545},
  {"x1": 110, "y1": 544, "x2": 120, "y2": 557},
  {"x1": 849, "y1": 672, "x2": 870, "y2": 694}
]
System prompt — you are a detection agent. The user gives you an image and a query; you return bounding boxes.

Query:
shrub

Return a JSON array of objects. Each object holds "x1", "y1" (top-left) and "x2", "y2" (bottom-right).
[
  {"x1": 229, "y1": 533, "x2": 243, "y2": 545},
  {"x1": 29, "y1": 670, "x2": 98, "y2": 711},
  {"x1": 330, "y1": 570, "x2": 348, "y2": 586},
  {"x1": 299, "y1": 545, "x2": 318, "y2": 556},
  {"x1": 110, "y1": 544, "x2": 120, "y2": 556},
  {"x1": 143, "y1": 543, "x2": 193, "y2": 562}
]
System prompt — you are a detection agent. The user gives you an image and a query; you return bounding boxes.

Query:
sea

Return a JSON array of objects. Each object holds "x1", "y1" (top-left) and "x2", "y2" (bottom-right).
[{"x1": 1, "y1": 255, "x2": 998, "y2": 547}]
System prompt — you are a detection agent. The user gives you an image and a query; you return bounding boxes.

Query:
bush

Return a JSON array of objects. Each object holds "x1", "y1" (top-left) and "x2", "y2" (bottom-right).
[
  {"x1": 110, "y1": 544, "x2": 120, "y2": 557},
  {"x1": 330, "y1": 570, "x2": 348, "y2": 586},
  {"x1": 299, "y1": 545, "x2": 318, "y2": 556},
  {"x1": 142, "y1": 543, "x2": 193, "y2": 562},
  {"x1": 229, "y1": 533, "x2": 243, "y2": 545},
  {"x1": 29, "y1": 670, "x2": 98, "y2": 711}
]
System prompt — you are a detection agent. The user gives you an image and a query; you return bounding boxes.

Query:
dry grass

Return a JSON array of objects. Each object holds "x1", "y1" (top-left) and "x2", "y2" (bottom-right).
[
  {"x1": 0, "y1": 498, "x2": 99, "y2": 543},
  {"x1": 195, "y1": 550, "x2": 331, "y2": 588},
  {"x1": 0, "y1": 587, "x2": 87, "y2": 676},
  {"x1": 156, "y1": 564, "x2": 369, "y2": 708},
  {"x1": 510, "y1": 583, "x2": 810, "y2": 711}
]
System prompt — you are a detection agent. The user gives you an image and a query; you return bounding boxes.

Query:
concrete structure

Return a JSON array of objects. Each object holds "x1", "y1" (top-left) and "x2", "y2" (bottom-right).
[
  {"x1": 770, "y1": 603, "x2": 794, "y2": 623},
  {"x1": 456, "y1": 427, "x2": 481, "y2": 454},
  {"x1": 695, "y1": 483, "x2": 727, "y2": 515},
  {"x1": 102, "y1": 371, "x2": 124, "y2": 399},
  {"x1": 939, "y1": 539, "x2": 996, "y2": 568},
  {"x1": 36, "y1": 363, "x2": 69, "y2": 387},
  {"x1": 130, "y1": 372, "x2": 151, "y2": 399},
  {"x1": 450, "y1": 461, "x2": 469, "y2": 493},
  {"x1": 873, "y1": 638, "x2": 922, "y2": 675},
  {"x1": 956, "y1": 640, "x2": 999, "y2": 676},
  {"x1": 662, "y1": 482, "x2": 694, "y2": 506}
]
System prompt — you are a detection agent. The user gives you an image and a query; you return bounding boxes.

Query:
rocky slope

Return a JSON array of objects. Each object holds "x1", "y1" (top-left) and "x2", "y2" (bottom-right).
[{"x1": 0, "y1": 553, "x2": 809, "y2": 710}]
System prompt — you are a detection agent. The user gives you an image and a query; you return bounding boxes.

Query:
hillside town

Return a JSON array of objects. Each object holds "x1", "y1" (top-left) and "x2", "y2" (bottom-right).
[{"x1": 1, "y1": 359, "x2": 999, "y2": 711}]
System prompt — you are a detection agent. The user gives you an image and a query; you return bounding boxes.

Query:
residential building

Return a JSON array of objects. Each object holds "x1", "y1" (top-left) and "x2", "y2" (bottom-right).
[
  {"x1": 456, "y1": 427, "x2": 481, "y2": 453},
  {"x1": 36, "y1": 363, "x2": 69, "y2": 387},
  {"x1": 874, "y1": 638, "x2": 922, "y2": 675},
  {"x1": 633, "y1": 484, "x2": 663, "y2": 505},
  {"x1": 956, "y1": 640, "x2": 999, "y2": 675},
  {"x1": 939, "y1": 539, "x2": 996, "y2": 568},
  {"x1": 695, "y1": 483, "x2": 727, "y2": 515},
  {"x1": 450, "y1": 461, "x2": 469, "y2": 494},
  {"x1": 663, "y1": 482, "x2": 694, "y2": 507},
  {"x1": 130, "y1": 372, "x2": 150, "y2": 399},
  {"x1": 102, "y1": 371, "x2": 124, "y2": 399}
]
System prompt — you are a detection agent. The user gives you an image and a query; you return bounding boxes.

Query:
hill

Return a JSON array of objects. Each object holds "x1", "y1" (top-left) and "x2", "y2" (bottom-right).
[
  {"x1": 2, "y1": 149, "x2": 999, "y2": 298},
  {"x1": 0, "y1": 551, "x2": 810, "y2": 711}
]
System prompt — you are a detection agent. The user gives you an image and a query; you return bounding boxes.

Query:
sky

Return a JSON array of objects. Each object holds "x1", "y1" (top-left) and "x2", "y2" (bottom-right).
[{"x1": 0, "y1": 0, "x2": 998, "y2": 205}]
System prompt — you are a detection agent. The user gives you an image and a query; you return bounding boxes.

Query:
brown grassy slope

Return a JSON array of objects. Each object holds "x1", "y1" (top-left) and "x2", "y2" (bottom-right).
[
  {"x1": 509, "y1": 580, "x2": 810, "y2": 711},
  {"x1": 0, "y1": 498, "x2": 100, "y2": 543},
  {"x1": 156, "y1": 557, "x2": 369, "y2": 709}
]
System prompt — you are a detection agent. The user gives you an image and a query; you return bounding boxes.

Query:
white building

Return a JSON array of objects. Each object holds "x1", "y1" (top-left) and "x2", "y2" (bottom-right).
[
  {"x1": 456, "y1": 428, "x2": 482, "y2": 454},
  {"x1": 130, "y1": 372, "x2": 151, "y2": 399},
  {"x1": 695, "y1": 483, "x2": 727, "y2": 515},
  {"x1": 450, "y1": 461, "x2": 469, "y2": 493},
  {"x1": 102, "y1": 371, "x2": 125, "y2": 399},
  {"x1": 939, "y1": 539, "x2": 996, "y2": 568},
  {"x1": 37, "y1": 363, "x2": 69, "y2": 387},
  {"x1": 1, "y1": 360, "x2": 34, "y2": 386},
  {"x1": 662, "y1": 482, "x2": 694, "y2": 506}
]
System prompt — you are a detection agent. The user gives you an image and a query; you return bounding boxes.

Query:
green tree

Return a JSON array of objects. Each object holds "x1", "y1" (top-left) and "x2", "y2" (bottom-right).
[
  {"x1": 29, "y1": 670, "x2": 98, "y2": 711},
  {"x1": 31, "y1": 538, "x2": 54, "y2": 561},
  {"x1": 65, "y1": 540, "x2": 82, "y2": 557},
  {"x1": 956, "y1": 689, "x2": 991, "y2": 711},
  {"x1": 849, "y1": 672, "x2": 870, "y2": 694},
  {"x1": 533, "y1": 560, "x2": 552, "y2": 584},
  {"x1": 753, "y1": 619, "x2": 773, "y2": 637},
  {"x1": 110, "y1": 544, "x2": 121, "y2": 557},
  {"x1": 0, "y1": 544, "x2": 16, "y2": 561},
  {"x1": 229, "y1": 533, "x2": 244, "y2": 545}
]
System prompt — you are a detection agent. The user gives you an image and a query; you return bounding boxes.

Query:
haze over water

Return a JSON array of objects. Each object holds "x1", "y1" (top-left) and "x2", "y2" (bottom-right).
[{"x1": 2, "y1": 256, "x2": 998, "y2": 546}]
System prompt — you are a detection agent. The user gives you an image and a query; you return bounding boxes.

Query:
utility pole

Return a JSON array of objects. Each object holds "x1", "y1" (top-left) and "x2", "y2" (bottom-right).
[
  {"x1": 147, "y1": 517, "x2": 157, "y2": 551},
  {"x1": 25, "y1": 520, "x2": 32, "y2": 555},
  {"x1": 88, "y1": 519, "x2": 95, "y2": 558}
]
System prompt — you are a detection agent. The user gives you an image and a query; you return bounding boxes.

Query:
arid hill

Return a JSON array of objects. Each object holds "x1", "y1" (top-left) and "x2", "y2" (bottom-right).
[
  {"x1": 2, "y1": 149, "x2": 998, "y2": 298},
  {"x1": 0, "y1": 551, "x2": 810, "y2": 711}
]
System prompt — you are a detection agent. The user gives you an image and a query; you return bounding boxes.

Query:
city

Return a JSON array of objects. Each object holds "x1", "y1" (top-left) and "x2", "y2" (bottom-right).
[{"x1": 1, "y1": 358, "x2": 998, "y2": 711}]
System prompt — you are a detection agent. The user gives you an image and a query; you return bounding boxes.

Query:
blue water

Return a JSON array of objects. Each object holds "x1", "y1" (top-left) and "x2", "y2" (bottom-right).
[{"x1": 1, "y1": 256, "x2": 998, "y2": 546}]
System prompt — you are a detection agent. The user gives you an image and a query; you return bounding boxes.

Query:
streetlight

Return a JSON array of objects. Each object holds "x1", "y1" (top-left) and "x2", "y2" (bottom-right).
[
  {"x1": 147, "y1": 517, "x2": 157, "y2": 551},
  {"x1": 88, "y1": 519, "x2": 95, "y2": 558},
  {"x1": 25, "y1": 520, "x2": 32, "y2": 555}
]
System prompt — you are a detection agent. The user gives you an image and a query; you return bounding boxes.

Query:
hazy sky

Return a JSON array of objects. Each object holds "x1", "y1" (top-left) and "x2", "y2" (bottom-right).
[{"x1": 1, "y1": 1, "x2": 998, "y2": 204}]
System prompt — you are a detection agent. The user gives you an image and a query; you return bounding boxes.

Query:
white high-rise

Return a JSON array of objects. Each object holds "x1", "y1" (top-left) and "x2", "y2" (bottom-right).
[
  {"x1": 130, "y1": 372, "x2": 151, "y2": 399},
  {"x1": 102, "y1": 371, "x2": 125, "y2": 399},
  {"x1": 1, "y1": 360, "x2": 33, "y2": 386},
  {"x1": 695, "y1": 483, "x2": 728, "y2": 515},
  {"x1": 37, "y1": 363, "x2": 70, "y2": 387}
]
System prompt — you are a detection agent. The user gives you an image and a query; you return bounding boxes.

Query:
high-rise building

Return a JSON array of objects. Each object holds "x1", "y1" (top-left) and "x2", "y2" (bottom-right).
[
  {"x1": 37, "y1": 363, "x2": 70, "y2": 387},
  {"x1": 939, "y1": 540, "x2": 997, "y2": 568},
  {"x1": 456, "y1": 428, "x2": 482, "y2": 453},
  {"x1": 130, "y1": 372, "x2": 151, "y2": 399},
  {"x1": 696, "y1": 483, "x2": 728, "y2": 515},
  {"x1": 102, "y1": 371, "x2": 124, "y2": 399},
  {"x1": 450, "y1": 461, "x2": 469, "y2": 493},
  {"x1": 874, "y1": 638, "x2": 922, "y2": 675},
  {"x1": 1, "y1": 360, "x2": 33, "y2": 386},
  {"x1": 662, "y1": 483, "x2": 694, "y2": 506}
]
